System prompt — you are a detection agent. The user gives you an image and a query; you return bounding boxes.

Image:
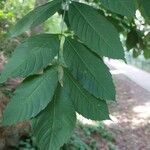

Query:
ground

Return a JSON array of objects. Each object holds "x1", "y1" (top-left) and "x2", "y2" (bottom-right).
[{"x1": 108, "y1": 73, "x2": 150, "y2": 150}]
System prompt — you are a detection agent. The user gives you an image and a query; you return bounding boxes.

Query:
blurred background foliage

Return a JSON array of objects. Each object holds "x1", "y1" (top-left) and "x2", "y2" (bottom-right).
[{"x1": 0, "y1": 0, "x2": 35, "y2": 55}]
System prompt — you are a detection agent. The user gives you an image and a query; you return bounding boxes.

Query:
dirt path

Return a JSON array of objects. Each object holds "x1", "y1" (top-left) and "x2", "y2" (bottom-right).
[
  {"x1": 106, "y1": 73, "x2": 150, "y2": 150},
  {"x1": 107, "y1": 60, "x2": 150, "y2": 92}
]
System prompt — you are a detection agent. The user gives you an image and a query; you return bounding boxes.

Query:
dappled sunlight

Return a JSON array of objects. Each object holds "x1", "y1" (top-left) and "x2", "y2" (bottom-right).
[
  {"x1": 77, "y1": 100, "x2": 150, "y2": 129},
  {"x1": 77, "y1": 113, "x2": 120, "y2": 127},
  {"x1": 133, "y1": 102, "x2": 150, "y2": 119},
  {"x1": 110, "y1": 69, "x2": 125, "y2": 75},
  {"x1": 77, "y1": 114, "x2": 98, "y2": 126},
  {"x1": 131, "y1": 118, "x2": 148, "y2": 127},
  {"x1": 103, "y1": 115, "x2": 119, "y2": 126}
]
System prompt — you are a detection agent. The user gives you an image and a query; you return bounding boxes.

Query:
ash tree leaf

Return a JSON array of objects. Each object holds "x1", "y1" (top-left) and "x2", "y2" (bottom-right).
[
  {"x1": 68, "y1": 2, "x2": 124, "y2": 59},
  {"x1": 32, "y1": 85, "x2": 76, "y2": 150},
  {"x1": 64, "y1": 38, "x2": 116, "y2": 100},
  {"x1": 100, "y1": 0, "x2": 136, "y2": 18},
  {"x1": 0, "y1": 34, "x2": 59, "y2": 83},
  {"x1": 3, "y1": 66, "x2": 58, "y2": 125},
  {"x1": 9, "y1": 0, "x2": 62, "y2": 37},
  {"x1": 64, "y1": 69, "x2": 110, "y2": 120}
]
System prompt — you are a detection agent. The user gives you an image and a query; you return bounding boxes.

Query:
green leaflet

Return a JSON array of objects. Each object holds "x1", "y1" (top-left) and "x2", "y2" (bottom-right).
[
  {"x1": 139, "y1": 0, "x2": 150, "y2": 23},
  {"x1": 68, "y1": 2, "x2": 124, "y2": 59},
  {"x1": 64, "y1": 38, "x2": 116, "y2": 100},
  {"x1": 9, "y1": 0, "x2": 61, "y2": 37},
  {"x1": 32, "y1": 85, "x2": 76, "y2": 150},
  {"x1": 0, "y1": 34, "x2": 59, "y2": 83},
  {"x1": 64, "y1": 69, "x2": 110, "y2": 120},
  {"x1": 3, "y1": 67, "x2": 58, "y2": 125},
  {"x1": 100, "y1": 0, "x2": 136, "y2": 18}
]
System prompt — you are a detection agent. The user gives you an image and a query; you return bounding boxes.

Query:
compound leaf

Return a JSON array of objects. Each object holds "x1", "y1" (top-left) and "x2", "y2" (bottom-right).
[{"x1": 139, "y1": 0, "x2": 150, "y2": 23}]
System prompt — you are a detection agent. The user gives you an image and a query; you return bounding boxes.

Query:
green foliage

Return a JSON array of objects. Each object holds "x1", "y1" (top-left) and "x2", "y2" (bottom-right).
[
  {"x1": 61, "y1": 122, "x2": 117, "y2": 150},
  {"x1": 64, "y1": 38, "x2": 115, "y2": 100},
  {"x1": 144, "y1": 33, "x2": 150, "y2": 59},
  {"x1": 63, "y1": 69, "x2": 110, "y2": 120},
  {"x1": 126, "y1": 29, "x2": 144, "y2": 51},
  {"x1": 0, "y1": 0, "x2": 149, "y2": 149},
  {"x1": 139, "y1": 0, "x2": 150, "y2": 23},
  {"x1": 126, "y1": 27, "x2": 149, "y2": 58},
  {"x1": 0, "y1": 0, "x2": 35, "y2": 56},
  {"x1": 68, "y1": 2, "x2": 124, "y2": 59},
  {"x1": 100, "y1": 0, "x2": 136, "y2": 18},
  {"x1": 124, "y1": 0, "x2": 150, "y2": 59},
  {"x1": 3, "y1": 66, "x2": 58, "y2": 125},
  {"x1": 32, "y1": 85, "x2": 76, "y2": 150},
  {"x1": 0, "y1": 34, "x2": 59, "y2": 82},
  {"x1": 44, "y1": 13, "x2": 62, "y2": 34},
  {"x1": 0, "y1": 0, "x2": 35, "y2": 32}
]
